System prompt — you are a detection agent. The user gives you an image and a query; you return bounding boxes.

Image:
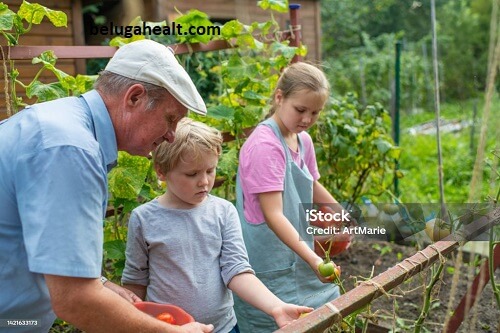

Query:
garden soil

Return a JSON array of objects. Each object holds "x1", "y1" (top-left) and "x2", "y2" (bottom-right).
[{"x1": 333, "y1": 240, "x2": 500, "y2": 333}]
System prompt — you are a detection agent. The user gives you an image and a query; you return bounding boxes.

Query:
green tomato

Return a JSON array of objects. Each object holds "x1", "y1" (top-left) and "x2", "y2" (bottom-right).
[
  {"x1": 318, "y1": 261, "x2": 335, "y2": 277},
  {"x1": 382, "y1": 203, "x2": 400, "y2": 215}
]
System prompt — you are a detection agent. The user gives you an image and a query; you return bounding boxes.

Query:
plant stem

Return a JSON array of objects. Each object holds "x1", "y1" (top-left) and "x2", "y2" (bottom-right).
[
  {"x1": 489, "y1": 228, "x2": 500, "y2": 309},
  {"x1": 414, "y1": 260, "x2": 445, "y2": 333}
]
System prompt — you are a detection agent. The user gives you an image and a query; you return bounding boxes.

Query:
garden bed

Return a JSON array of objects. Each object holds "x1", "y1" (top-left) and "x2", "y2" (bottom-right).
[{"x1": 334, "y1": 240, "x2": 499, "y2": 332}]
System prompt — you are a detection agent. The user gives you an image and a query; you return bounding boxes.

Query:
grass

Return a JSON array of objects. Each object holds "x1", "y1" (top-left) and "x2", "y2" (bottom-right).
[{"x1": 397, "y1": 93, "x2": 499, "y2": 203}]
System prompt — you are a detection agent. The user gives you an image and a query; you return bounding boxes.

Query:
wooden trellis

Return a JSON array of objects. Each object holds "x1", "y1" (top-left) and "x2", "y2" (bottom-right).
[{"x1": 274, "y1": 207, "x2": 500, "y2": 333}]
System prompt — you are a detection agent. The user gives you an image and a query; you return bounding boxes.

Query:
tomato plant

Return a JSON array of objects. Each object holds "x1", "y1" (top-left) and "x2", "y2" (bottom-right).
[{"x1": 310, "y1": 95, "x2": 400, "y2": 205}]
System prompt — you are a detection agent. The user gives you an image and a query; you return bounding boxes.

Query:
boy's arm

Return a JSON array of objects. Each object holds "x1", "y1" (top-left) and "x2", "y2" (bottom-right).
[
  {"x1": 228, "y1": 272, "x2": 312, "y2": 328},
  {"x1": 122, "y1": 283, "x2": 147, "y2": 301}
]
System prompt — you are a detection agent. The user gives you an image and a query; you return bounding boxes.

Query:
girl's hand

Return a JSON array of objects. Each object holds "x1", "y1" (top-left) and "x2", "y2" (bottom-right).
[
  {"x1": 271, "y1": 303, "x2": 313, "y2": 328},
  {"x1": 309, "y1": 255, "x2": 332, "y2": 283}
]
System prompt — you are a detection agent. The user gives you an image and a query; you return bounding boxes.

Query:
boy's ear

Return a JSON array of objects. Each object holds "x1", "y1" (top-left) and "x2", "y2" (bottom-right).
[{"x1": 154, "y1": 164, "x2": 167, "y2": 181}]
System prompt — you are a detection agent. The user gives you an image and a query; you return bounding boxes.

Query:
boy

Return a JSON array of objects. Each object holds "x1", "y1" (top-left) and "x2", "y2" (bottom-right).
[{"x1": 122, "y1": 118, "x2": 311, "y2": 333}]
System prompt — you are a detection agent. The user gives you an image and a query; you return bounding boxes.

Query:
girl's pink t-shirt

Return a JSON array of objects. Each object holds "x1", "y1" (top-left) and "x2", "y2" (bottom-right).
[{"x1": 238, "y1": 125, "x2": 320, "y2": 224}]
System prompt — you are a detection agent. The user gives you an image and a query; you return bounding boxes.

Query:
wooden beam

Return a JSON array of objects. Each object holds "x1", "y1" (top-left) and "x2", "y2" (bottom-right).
[{"x1": 0, "y1": 40, "x2": 235, "y2": 60}]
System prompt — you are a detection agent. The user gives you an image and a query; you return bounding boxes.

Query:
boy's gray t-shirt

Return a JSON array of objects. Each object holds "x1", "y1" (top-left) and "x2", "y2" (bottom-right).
[{"x1": 122, "y1": 195, "x2": 254, "y2": 332}]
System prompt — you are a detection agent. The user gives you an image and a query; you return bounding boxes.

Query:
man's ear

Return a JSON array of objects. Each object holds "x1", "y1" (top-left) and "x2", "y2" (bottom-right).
[{"x1": 124, "y1": 84, "x2": 147, "y2": 107}]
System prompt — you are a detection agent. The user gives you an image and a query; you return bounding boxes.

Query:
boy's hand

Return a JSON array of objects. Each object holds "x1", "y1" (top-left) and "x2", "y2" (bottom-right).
[
  {"x1": 104, "y1": 280, "x2": 142, "y2": 303},
  {"x1": 271, "y1": 303, "x2": 313, "y2": 328}
]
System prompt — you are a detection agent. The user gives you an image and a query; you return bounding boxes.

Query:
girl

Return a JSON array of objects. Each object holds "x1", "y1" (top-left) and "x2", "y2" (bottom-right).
[{"x1": 234, "y1": 62, "x2": 351, "y2": 332}]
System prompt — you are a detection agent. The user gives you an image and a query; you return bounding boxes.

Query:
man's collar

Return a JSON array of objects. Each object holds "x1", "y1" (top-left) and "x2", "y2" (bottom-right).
[{"x1": 81, "y1": 90, "x2": 118, "y2": 171}]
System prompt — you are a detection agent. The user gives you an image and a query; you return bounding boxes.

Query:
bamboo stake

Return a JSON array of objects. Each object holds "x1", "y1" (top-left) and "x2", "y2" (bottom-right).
[
  {"x1": 469, "y1": 0, "x2": 499, "y2": 202},
  {"x1": 430, "y1": 0, "x2": 446, "y2": 214}
]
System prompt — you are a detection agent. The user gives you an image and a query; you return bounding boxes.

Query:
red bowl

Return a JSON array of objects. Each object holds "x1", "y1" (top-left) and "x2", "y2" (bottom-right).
[{"x1": 134, "y1": 301, "x2": 195, "y2": 325}]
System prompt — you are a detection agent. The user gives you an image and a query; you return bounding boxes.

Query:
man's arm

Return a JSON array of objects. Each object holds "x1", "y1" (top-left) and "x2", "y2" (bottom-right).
[{"x1": 45, "y1": 275, "x2": 213, "y2": 333}]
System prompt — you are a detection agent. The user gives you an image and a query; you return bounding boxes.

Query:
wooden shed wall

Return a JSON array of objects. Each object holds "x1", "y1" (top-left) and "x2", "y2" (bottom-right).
[
  {"x1": 150, "y1": 0, "x2": 321, "y2": 62},
  {"x1": 1, "y1": 0, "x2": 83, "y2": 120}
]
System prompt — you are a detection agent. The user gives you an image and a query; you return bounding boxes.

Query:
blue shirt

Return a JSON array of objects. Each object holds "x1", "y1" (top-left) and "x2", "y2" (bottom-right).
[{"x1": 0, "y1": 90, "x2": 117, "y2": 332}]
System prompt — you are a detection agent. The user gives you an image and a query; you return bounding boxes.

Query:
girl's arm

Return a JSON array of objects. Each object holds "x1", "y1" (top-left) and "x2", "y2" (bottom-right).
[
  {"x1": 258, "y1": 191, "x2": 329, "y2": 282},
  {"x1": 313, "y1": 180, "x2": 355, "y2": 225},
  {"x1": 312, "y1": 180, "x2": 339, "y2": 205},
  {"x1": 228, "y1": 272, "x2": 312, "y2": 328}
]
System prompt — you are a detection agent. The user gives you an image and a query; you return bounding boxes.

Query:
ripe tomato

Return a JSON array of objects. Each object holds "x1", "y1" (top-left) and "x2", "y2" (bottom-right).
[{"x1": 156, "y1": 312, "x2": 176, "y2": 325}]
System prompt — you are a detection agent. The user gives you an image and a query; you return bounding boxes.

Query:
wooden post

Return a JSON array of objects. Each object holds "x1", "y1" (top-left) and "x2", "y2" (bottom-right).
[{"x1": 289, "y1": 4, "x2": 301, "y2": 63}]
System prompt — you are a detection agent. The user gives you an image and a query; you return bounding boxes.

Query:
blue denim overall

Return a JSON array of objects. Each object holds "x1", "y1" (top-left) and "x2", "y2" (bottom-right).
[{"x1": 234, "y1": 119, "x2": 339, "y2": 332}]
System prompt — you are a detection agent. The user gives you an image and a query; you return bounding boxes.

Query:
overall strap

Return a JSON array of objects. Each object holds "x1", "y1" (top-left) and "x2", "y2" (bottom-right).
[{"x1": 260, "y1": 118, "x2": 305, "y2": 161}]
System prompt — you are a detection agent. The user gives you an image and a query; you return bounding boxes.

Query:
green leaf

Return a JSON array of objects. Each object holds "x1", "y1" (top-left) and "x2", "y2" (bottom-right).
[
  {"x1": 270, "y1": 41, "x2": 297, "y2": 61},
  {"x1": 174, "y1": 9, "x2": 215, "y2": 43},
  {"x1": 207, "y1": 105, "x2": 236, "y2": 120},
  {"x1": 18, "y1": 0, "x2": 67, "y2": 27},
  {"x1": 25, "y1": 81, "x2": 68, "y2": 101},
  {"x1": 74, "y1": 74, "x2": 97, "y2": 95},
  {"x1": 109, "y1": 34, "x2": 145, "y2": 47},
  {"x1": 32, "y1": 50, "x2": 57, "y2": 66},
  {"x1": 108, "y1": 152, "x2": 151, "y2": 200},
  {"x1": 374, "y1": 138, "x2": 392, "y2": 154},
  {"x1": 221, "y1": 20, "x2": 244, "y2": 39},
  {"x1": 242, "y1": 90, "x2": 267, "y2": 101},
  {"x1": 0, "y1": 3, "x2": 15, "y2": 30},
  {"x1": 257, "y1": 0, "x2": 289, "y2": 13},
  {"x1": 217, "y1": 146, "x2": 238, "y2": 178},
  {"x1": 103, "y1": 239, "x2": 126, "y2": 260},
  {"x1": 32, "y1": 51, "x2": 76, "y2": 90}
]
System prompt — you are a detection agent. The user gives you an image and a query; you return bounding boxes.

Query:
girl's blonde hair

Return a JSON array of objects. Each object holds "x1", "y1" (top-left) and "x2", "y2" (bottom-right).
[
  {"x1": 153, "y1": 118, "x2": 223, "y2": 174},
  {"x1": 267, "y1": 62, "x2": 330, "y2": 118}
]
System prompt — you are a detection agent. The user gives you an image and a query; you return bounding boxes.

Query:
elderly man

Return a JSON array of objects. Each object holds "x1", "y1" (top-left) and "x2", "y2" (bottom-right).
[{"x1": 0, "y1": 40, "x2": 213, "y2": 333}]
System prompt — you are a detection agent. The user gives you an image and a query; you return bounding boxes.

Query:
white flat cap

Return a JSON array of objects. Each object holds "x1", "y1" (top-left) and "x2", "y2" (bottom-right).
[{"x1": 105, "y1": 39, "x2": 206, "y2": 115}]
